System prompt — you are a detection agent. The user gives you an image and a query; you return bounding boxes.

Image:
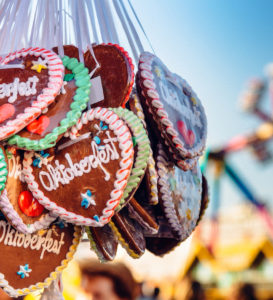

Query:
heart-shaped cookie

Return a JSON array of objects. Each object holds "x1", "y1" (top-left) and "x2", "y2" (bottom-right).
[
  {"x1": 84, "y1": 43, "x2": 134, "y2": 107},
  {"x1": 138, "y1": 52, "x2": 207, "y2": 159},
  {"x1": 86, "y1": 224, "x2": 118, "y2": 262},
  {"x1": 0, "y1": 219, "x2": 80, "y2": 297},
  {"x1": 156, "y1": 144, "x2": 202, "y2": 240},
  {"x1": 0, "y1": 148, "x2": 55, "y2": 234},
  {"x1": 127, "y1": 91, "x2": 158, "y2": 205},
  {"x1": 23, "y1": 107, "x2": 134, "y2": 226},
  {"x1": 7, "y1": 55, "x2": 91, "y2": 150},
  {"x1": 110, "y1": 207, "x2": 146, "y2": 258},
  {"x1": 0, "y1": 47, "x2": 64, "y2": 140},
  {"x1": 110, "y1": 107, "x2": 150, "y2": 211}
]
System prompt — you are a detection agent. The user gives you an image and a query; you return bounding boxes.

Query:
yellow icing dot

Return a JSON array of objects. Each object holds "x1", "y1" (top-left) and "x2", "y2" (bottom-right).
[
  {"x1": 154, "y1": 66, "x2": 162, "y2": 78},
  {"x1": 190, "y1": 97, "x2": 197, "y2": 105},
  {"x1": 186, "y1": 209, "x2": 192, "y2": 220}
]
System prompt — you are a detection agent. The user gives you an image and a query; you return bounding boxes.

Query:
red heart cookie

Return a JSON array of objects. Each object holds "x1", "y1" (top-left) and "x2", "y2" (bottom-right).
[
  {"x1": 138, "y1": 52, "x2": 207, "y2": 159},
  {"x1": 84, "y1": 43, "x2": 134, "y2": 107},
  {"x1": 0, "y1": 47, "x2": 64, "y2": 141},
  {"x1": 0, "y1": 220, "x2": 80, "y2": 297},
  {"x1": 26, "y1": 116, "x2": 50, "y2": 135},
  {"x1": 0, "y1": 148, "x2": 55, "y2": 234},
  {"x1": 18, "y1": 191, "x2": 44, "y2": 217},
  {"x1": 23, "y1": 107, "x2": 134, "y2": 226}
]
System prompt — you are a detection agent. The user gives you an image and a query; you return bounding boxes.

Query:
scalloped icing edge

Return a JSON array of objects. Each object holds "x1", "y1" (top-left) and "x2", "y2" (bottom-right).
[
  {"x1": 0, "y1": 47, "x2": 64, "y2": 141},
  {"x1": 143, "y1": 92, "x2": 198, "y2": 171},
  {"x1": 7, "y1": 55, "x2": 91, "y2": 150},
  {"x1": 85, "y1": 226, "x2": 109, "y2": 263},
  {"x1": 138, "y1": 51, "x2": 207, "y2": 159},
  {"x1": 0, "y1": 147, "x2": 8, "y2": 194},
  {"x1": 156, "y1": 144, "x2": 202, "y2": 240},
  {"x1": 110, "y1": 107, "x2": 150, "y2": 211},
  {"x1": 0, "y1": 225, "x2": 81, "y2": 297},
  {"x1": 130, "y1": 93, "x2": 158, "y2": 205},
  {"x1": 109, "y1": 221, "x2": 140, "y2": 259},
  {"x1": 0, "y1": 189, "x2": 56, "y2": 234},
  {"x1": 23, "y1": 107, "x2": 134, "y2": 226}
]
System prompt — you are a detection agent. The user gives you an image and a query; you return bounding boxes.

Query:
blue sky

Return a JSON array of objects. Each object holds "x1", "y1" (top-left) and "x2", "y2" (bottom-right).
[{"x1": 130, "y1": 0, "x2": 273, "y2": 212}]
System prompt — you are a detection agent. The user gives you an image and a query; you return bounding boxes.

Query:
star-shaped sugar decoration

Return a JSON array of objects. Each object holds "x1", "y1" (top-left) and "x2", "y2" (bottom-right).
[
  {"x1": 31, "y1": 57, "x2": 47, "y2": 73},
  {"x1": 154, "y1": 66, "x2": 163, "y2": 78},
  {"x1": 81, "y1": 189, "x2": 96, "y2": 209},
  {"x1": 17, "y1": 264, "x2": 32, "y2": 279}
]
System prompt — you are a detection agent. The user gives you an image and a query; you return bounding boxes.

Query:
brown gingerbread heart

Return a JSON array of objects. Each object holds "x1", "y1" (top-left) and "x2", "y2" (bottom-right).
[
  {"x1": 0, "y1": 219, "x2": 80, "y2": 297},
  {"x1": 0, "y1": 47, "x2": 64, "y2": 140},
  {"x1": 84, "y1": 43, "x2": 134, "y2": 107},
  {"x1": 23, "y1": 107, "x2": 134, "y2": 226}
]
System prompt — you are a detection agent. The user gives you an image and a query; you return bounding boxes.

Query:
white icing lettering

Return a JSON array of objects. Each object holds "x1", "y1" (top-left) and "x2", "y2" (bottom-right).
[
  {"x1": 9, "y1": 155, "x2": 24, "y2": 181},
  {"x1": 38, "y1": 131, "x2": 119, "y2": 191},
  {"x1": 0, "y1": 76, "x2": 39, "y2": 103},
  {"x1": 158, "y1": 80, "x2": 202, "y2": 128},
  {"x1": 0, "y1": 221, "x2": 66, "y2": 260}
]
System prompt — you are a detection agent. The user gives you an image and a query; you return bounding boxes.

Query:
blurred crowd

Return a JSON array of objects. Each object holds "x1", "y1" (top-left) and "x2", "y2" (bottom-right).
[{"x1": 0, "y1": 258, "x2": 272, "y2": 300}]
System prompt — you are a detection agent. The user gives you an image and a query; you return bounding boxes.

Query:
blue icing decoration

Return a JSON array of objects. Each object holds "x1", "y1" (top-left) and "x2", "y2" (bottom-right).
[
  {"x1": 94, "y1": 136, "x2": 101, "y2": 144},
  {"x1": 17, "y1": 264, "x2": 32, "y2": 279},
  {"x1": 81, "y1": 190, "x2": 96, "y2": 209},
  {"x1": 93, "y1": 215, "x2": 99, "y2": 222}
]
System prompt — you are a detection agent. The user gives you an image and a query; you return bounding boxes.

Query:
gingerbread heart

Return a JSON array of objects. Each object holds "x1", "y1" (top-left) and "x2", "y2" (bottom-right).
[
  {"x1": 84, "y1": 43, "x2": 134, "y2": 107},
  {"x1": 0, "y1": 47, "x2": 64, "y2": 140},
  {"x1": 7, "y1": 55, "x2": 91, "y2": 151},
  {"x1": 156, "y1": 144, "x2": 202, "y2": 240},
  {"x1": 110, "y1": 107, "x2": 150, "y2": 211},
  {"x1": 23, "y1": 107, "x2": 134, "y2": 226},
  {"x1": 86, "y1": 224, "x2": 118, "y2": 262},
  {"x1": 138, "y1": 52, "x2": 207, "y2": 159},
  {"x1": 0, "y1": 219, "x2": 80, "y2": 297},
  {"x1": 0, "y1": 148, "x2": 55, "y2": 234}
]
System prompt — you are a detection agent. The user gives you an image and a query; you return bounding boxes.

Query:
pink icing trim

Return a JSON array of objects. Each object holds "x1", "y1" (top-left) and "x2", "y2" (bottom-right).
[
  {"x1": 23, "y1": 107, "x2": 134, "y2": 227},
  {"x1": 0, "y1": 189, "x2": 56, "y2": 234},
  {"x1": 0, "y1": 47, "x2": 64, "y2": 140},
  {"x1": 139, "y1": 52, "x2": 207, "y2": 159}
]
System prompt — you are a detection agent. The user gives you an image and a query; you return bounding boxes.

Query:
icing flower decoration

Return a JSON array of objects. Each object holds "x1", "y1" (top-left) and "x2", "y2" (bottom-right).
[
  {"x1": 54, "y1": 219, "x2": 68, "y2": 229},
  {"x1": 31, "y1": 57, "x2": 47, "y2": 73},
  {"x1": 81, "y1": 190, "x2": 96, "y2": 209},
  {"x1": 17, "y1": 264, "x2": 32, "y2": 279},
  {"x1": 94, "y1": 121, "x2": 108, "y2": 136},
  {"x1": 33, "y1": 151, "x2": 53, "y2": 168}
]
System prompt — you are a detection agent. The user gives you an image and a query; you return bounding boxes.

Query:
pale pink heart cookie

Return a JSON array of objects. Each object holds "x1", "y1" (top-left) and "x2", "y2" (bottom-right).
[
  {"x1": 138, "y1": 52, "x2": 207, "y2": 159},
  {"x1": 0, "y1": 47, "x2": 64, "y2": 140},
  {"x1": 0, "y1": 147, "x2": 55, "y2": 234},
  {"x1": 23, "y1": 107, "x2": 134, "y2": 226}
]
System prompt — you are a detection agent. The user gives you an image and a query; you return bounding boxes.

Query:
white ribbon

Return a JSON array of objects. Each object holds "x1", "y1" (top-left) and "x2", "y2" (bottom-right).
[{"x1": 85, "y1": 0, "x2": 99, "y2": 44}]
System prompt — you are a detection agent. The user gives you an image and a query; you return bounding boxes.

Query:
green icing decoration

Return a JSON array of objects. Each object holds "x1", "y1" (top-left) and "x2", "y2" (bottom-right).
[
  {"x1": 64, "y1": 73, "x2": 74, "y2": 82},
  {"x1": 0, "y1": 148, "x2": 8, "y2": 193},
  {"x1": 7, "y1": 56, "x2": 91, "y2": 150},
  {"x1": 110, "y1": 108, "x2": 150, "y2": 211}
]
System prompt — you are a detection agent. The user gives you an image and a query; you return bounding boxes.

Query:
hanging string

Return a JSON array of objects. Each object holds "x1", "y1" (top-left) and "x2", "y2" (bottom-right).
[
  {"x1": 94, "y1": 0, "x2": 109, "y2": 43},
  {"x1": 119, "y1": 0, "x2": 144, "y2": 53},
  {"x1": 85, "y1": 0, "x2": 99, "y2": 44},
  {"x1": 113, "y1": 0, "x2": 138, "y2": 62},
  {"x1": 127, "y1": 0, "x2": 155, "y2": 54},
  {"x1": 74, "y1": 0, "x2": 84, "y2": 63},
  {"x1": 57, "y1": 0, "x2": 64, "y2": 57},
  {"x1": 102, "y1": 0, "x2": 120, "y2": 44}
]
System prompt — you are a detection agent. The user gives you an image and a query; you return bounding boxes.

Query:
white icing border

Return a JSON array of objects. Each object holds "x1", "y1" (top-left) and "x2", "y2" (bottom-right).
[
  {"x1": 138, "y1": 52, "x2": 207, "y2": 159},
  {"x1": 156, "y1": 145, "x2": 202, "y2": 240},
  {"x1": 23, "y1": 107, "x2": 134, "y2": 226},
  {"x1": 0, "y1": 189, "x2": 56, "y2": 234},
  {"x1": 0, "y1": 47, "x2": 64, "y2": 140}
]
